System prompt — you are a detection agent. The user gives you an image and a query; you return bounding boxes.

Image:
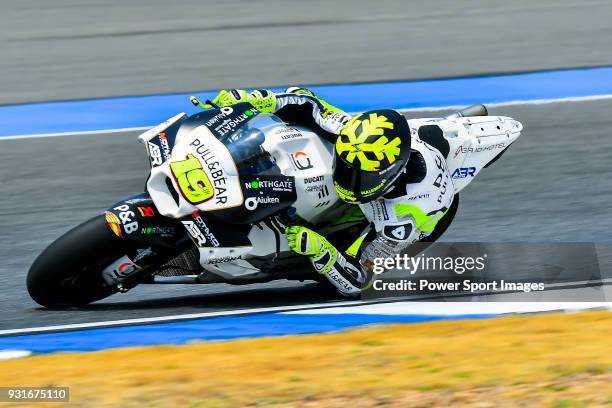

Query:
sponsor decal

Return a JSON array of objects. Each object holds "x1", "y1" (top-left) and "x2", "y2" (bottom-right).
[
  {"x1": 244, "y1": 178, "x2": 293, "y2": 192},
  {"x1": 182, "y1": 212, "x2": 221, "y2": 247},
  {"x1": 189, "y1": 138, "x2": 230, "y2": 205},
  {"x1": 453, "y1": 145, "x2": 463, "y2": 158},
  {"x1": 334, "y1": 181, "x2": 357, "y2": 201},
  {"x1": 305, "y1": 184, "x2": 325, "y2": 193},
  {"x1": 304, "y1": 176, "x2": 327, "y2": 194},
  {"x1": 371, "y1": 200, "x2": 390, "y2": 221},
  {"x1": 148, "y1": 141, "x2": 163, "y2": 166},
  {"x1": 102, "y1": 255, "x2": 141, "y2": 284},
  {"x1": 406, "y1": 193, "x2": 430, "y2": 201},
  {"x1": 304, "y1": 175, "x2": 324, "y2": 184},
  {"x1": 289, "y1": 151, "x2": 313, "y2": 170},
  {"x1": 205, "y1": 106, "x2": 257, "y2": 138},
  {"x1": 192, "y1": 212, "x2": 220, "y2": 246},
  {"x1": 182, "y1": 220, "x2": 207, "y2": 246},
  {"x1": 109, "y1": 204, "x2": 139, "y2": 235},
  {"x1": 207, "y1": 255, "x2": 241, "y2": 265},
  {"x1": 432, "y1": 155, "x2": 450, "y2": 204},
  {"x1": 451, "y1": 167, "x2": 477, "y2": 179},
  {"x1": 454, "y1": 142, "x2": 505, "y2": 157},
  {"x1": 170, "y1": 134, "x2": 231, "y2": 206},
  {"x1": 158, "y1": 132, "x2": 171, "y2": 160},
  {"x1": 383, "y1": 222, "x2": 413, "y2": 242},
  {"x1": 137, "y1": 206, "x2": 155, "y2": 217},
  {"x1": 142, "y1": 226, "x2": 175, "y2": 237},
  {"x1": 114, "y1": 261, "x2": 139, "y2": 278},
  {"x1": 276, "y1": 127, "x2": 303, "y2": 140},
  {"x1": 326, "y1": 269, "x2": 353, "y2": 292},
  {"x1": 205, "y1": 107, "x2": 234, "y2": 127},
  {"x1": 245, "y1": 196, "x2": 280, "y2": 211},
  {"x1": 133, "y1": 247, "x2": 155, "y2": 262},
  {"x1": 104, "y1": 211, "x2": 122, "y2": 238}
]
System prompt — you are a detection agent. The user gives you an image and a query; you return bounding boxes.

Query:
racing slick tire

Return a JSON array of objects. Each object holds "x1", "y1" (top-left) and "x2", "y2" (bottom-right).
[{"x1": 27, "y1": 215, "x2": 125, "y2": 308}]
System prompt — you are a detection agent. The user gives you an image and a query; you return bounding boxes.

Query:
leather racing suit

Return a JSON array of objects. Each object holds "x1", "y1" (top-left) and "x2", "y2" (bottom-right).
[{"x1": 211, "y1": 87, "x2": 455, "y2": 296}]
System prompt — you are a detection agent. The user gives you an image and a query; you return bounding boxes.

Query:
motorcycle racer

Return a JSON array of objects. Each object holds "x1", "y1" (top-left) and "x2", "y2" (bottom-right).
[{"x1": 206, "y1": 87, "x2": 455, "y2": 296}]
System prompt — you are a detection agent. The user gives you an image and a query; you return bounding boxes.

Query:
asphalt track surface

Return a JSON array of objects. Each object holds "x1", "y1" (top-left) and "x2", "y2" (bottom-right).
[
  {"x1": 3, "y1": 0, "x2": 612, "y2": 104},
  {"x1": 1, "y1": 100, "x2": 611, "y2": 330},
  {"x1": 2, "y1": 1, "x2": 612, "y2": 330}
]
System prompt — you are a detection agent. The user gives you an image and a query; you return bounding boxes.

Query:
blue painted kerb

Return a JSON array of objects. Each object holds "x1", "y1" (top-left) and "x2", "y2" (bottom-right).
[
  {"x1": 1, "y1": 66, "x2": 612, "y2": 137},
  {"x1": 0, "y1": 313, "x2": 494, "y2": 353}
]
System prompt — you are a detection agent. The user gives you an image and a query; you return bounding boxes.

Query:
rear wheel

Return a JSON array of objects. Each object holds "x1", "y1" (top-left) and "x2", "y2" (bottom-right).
[{"x1": 27, "y1": 215, "x2": 128, "y2": 308}]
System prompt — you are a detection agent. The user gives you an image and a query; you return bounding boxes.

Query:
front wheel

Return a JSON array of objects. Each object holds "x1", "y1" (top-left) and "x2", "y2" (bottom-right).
[{"x1": 27, "y1": 215, "x2": 129, "y2": 308}]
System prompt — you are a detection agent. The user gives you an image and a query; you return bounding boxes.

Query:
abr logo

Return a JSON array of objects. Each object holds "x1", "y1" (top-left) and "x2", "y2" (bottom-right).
[{"x1": 451, "y1": 167, "x2": 476, "y2": 179}]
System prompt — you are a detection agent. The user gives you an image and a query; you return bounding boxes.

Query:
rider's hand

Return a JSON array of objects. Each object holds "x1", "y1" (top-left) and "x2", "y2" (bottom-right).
[
  {"x1": 208, "y1": 89, "x2": 250, "y2": 108},
  {"x1": 286, "y1": 225, "x2": 322, "y2": 256},
  {"x1": 206, "y1": 89, "x2": 276, "y2": 113},
  {"x1": 322, "y1": 111, "x2": 352, "y2": 134},
  {"x1": 248, "y1": 89, "x2": 276, "y2": 113},
  {"x1": 286, "y1": 225, "x2": 336, "y2": 256},
  {"x1": 286, "y1": 225, "x2": 340, "y2": 275}
]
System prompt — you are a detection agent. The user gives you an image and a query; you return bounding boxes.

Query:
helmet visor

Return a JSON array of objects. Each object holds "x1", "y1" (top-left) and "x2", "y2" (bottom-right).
[{"x1": 333, "y1": 155, "x2": 403, "y2": 203}]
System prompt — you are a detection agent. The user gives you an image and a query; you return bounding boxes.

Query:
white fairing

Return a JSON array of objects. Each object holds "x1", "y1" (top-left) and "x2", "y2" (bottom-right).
[
  {"x1": 146, "y1": 126, "x2": 243, "y2": 218},
  {"x1": 410, "y1": 116, "x2": 522, "y2": 192},
  {"x1": 138, "y1": 112, "x2": 522, "y2": 280},
  {"x1": 260, "y1": 125, "x2": 340, "y2": 223}
]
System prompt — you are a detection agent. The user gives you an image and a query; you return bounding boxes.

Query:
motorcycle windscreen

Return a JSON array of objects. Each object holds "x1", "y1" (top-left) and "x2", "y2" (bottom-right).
[
  {"x1": 148, "y1": 109, "x2": 287, "y2": 218},
  {"x1": 219, "y1": 115, "x2": 284, "y2": 178}
]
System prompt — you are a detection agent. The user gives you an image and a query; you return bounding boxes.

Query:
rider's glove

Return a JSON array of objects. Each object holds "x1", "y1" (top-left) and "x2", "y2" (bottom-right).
[
  {"x1": 321, "y1": 111, "x2": 352, "y2": 134},
  {"x1": 286, "y1": 225, "x2": 337, "y2": 274},
  {"x1": 207, "y1": 89, "x2": 276, "y2": 113},
  {"x1": 209, "y1": 89, "x2": 250, "y2": 108},
  {"x1": 287, "y1": 225, "x2": 365, "y2": 296},
  {"x1": 248, "y1": 89, "x2": 276, "y2": 113}
]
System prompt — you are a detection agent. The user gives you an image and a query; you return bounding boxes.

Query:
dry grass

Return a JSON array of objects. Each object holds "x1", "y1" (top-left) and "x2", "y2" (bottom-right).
[{"x1": 0, "y1": 311, "x2": 611, "y2": 407}]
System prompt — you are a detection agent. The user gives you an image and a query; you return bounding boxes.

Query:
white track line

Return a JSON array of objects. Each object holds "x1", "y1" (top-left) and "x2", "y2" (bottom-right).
[
  {"x1": 286, "y1": 302, "x2": 612, "y2": 315},
  {"x1": 398, "y1": 93, "x2": 612, "y2": 112},
  {"x1": 3, "y1": 279, "x2": 610, "y2": 336},
  {"x1": 1, "y1": 93, "x2": 612, "y2": 141},
  {"x1": 0, "y1": 299, "x2": 370, "y2": 336},
  {"x1": 0, "y1": 126, "x2": 150, "y2": 141}
]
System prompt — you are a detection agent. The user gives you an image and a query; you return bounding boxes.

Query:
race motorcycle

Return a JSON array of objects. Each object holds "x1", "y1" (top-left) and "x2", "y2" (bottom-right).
[{"x1": 27, "y1": 101, "x2": 523, "y2": 308}]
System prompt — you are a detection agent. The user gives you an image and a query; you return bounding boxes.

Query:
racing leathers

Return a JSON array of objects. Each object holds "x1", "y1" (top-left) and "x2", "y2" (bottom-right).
[{"x1": 209, "y1": 87, "x2": 455, "y2": 296}]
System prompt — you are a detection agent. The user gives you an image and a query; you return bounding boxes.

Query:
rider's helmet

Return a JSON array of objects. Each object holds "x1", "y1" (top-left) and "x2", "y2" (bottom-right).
[{"x1": 333, "y1": 109, "x2": 411, "y2": 204}]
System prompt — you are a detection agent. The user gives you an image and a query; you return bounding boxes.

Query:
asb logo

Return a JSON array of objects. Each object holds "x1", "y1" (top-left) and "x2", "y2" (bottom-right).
[{"x1": 451, "y1": 167, "x2": 476, "y2": 179}]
